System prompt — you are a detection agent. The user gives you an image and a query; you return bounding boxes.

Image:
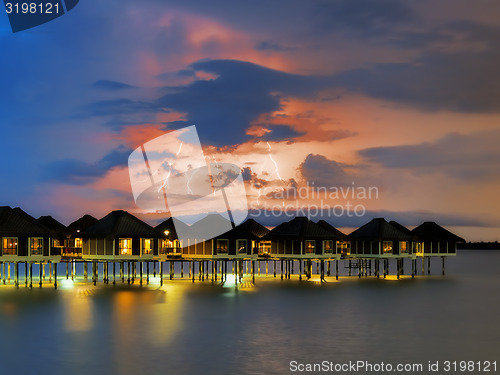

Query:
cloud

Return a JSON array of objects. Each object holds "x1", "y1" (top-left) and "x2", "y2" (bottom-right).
[
  {"x1": 300, "y1": 154, "x2": 354, "y2": 187},
  {"x1": 156, "y1": 59, "x2": 331, "y2": 146},
  {"x1": 246, "y1": 124, "x2": 305, "y2": 141},
  {"x1": 330, "y1": 19, "x2": 500, "y2": 113},
  {"x1": 254, "y1": 41, "x2": 296, "y2": 52},
  {"x1": 359, "y1": 129, "x2": 500, "y2": 181},
  {"x1": 92, "y1": 80, "x2": 135, "y2": 91},
  {"x1": 313, "y1": 0, "x2": 415, "y2": 36},
  {"x1": 43, "y1": 145, "x2": 133, "y2": 184}
]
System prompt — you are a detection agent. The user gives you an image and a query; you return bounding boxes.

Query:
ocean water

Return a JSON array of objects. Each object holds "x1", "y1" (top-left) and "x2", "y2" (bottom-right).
[{"x1": 0, "y1": 251, "x2": 499, "y2": 375}]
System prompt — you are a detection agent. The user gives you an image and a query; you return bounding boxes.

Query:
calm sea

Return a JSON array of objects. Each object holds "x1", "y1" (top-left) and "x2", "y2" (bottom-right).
[{"x1": 0, "y1": 250, "x2": 499, "y2": 375}]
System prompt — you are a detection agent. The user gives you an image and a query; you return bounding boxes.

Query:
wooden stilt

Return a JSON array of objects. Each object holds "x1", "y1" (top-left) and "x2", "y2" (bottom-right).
[
  {"x1": 280, "y1": 260, "x2": 283, "y2": 280},
  {"x1": 266, "y1": 260, "x2": 268, "y2": 276},
  {"x1": 336, "y1": 260, "x2": 339, "y2": 280},
  {"x1": 29, "y1": 262, "x2": 33, "y2": 288},
  {"x1": 140, "y1": 262, "x2": 143, "y2": 286},
  {"x1": 39, "y1": 262, "x2": 42, "y2": 287},
  {"x1": 160, "y1": 262, "x2": 163, "y2": 286},
  {"x1": 146, "y1": 262, "x2": 149, "y2": 284},
  {"x1": 299, "y1": 260, "x2": 302, "y2": 281},
  {"x1": 442, "y1": 256, "x2": 445, "y2": 276},
  {"x1": 348, "y1": 260, "x2": 352, "y2": 276},
  {"x1": 53, "y1": 262, "x2": 57, "y2": 289},
  {"x1": 273, "y1": 260, "x2": 276, "y2": 278},
  {"x1": 181, "y1": 261, "x2": 184, "y2": 278},
  {"x1": 15, "y1": 262, "x2": 19, "y2": 288},
  {"x1": 25, "y1": 262, "x2": 28, "y2": 287},
  {"x1": 252, "y1": 260, "x2": 255, "y2": 283},
  {"x1": 428, "y1": 257, "x2": 431, "y2": 275},
  {"x1": 84, "y1": 262, "x2": 88, "y2": 279}
]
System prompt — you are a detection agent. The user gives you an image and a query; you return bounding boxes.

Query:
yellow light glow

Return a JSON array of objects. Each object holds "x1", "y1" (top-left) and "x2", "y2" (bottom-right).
[{"x1": 164, "y1": 230, "x2": 169, "y2": 236}]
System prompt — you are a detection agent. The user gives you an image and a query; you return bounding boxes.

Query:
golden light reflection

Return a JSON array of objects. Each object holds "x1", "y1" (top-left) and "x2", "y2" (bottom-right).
[{"x1": 64, "y1": 289, "x2": 93, "y2": 332}]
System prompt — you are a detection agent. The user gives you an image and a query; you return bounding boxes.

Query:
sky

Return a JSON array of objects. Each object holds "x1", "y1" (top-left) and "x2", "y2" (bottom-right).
[{"x1": 1, "y1": 0, "x2": 500, "y2": 241}]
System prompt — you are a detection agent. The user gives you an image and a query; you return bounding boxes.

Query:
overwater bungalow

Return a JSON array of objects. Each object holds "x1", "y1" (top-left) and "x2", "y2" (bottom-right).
[
  {"x1": 212, "y1": 218, "x2": 270, "y2": 258},
  {"x1": 0, "y1": 206, "x2": 61, "y2": 260},
  {"x1": 182, "y1": 213, "x2": 233, "y2": 257},
  {"x1": 80, "y1": 210, "x2": 160, "y2": 260},
  {"x1": 66, "y1": 214, "x2": 98, "y2": 256},
  {"x1": 37, "y1": 215, "x2": 68, "y2": 256},
  {"x1": 155, "y1": 217, "x2": 189, "y2": 257},
  {"x1": 412, "y1": 222, "x2": 465, "y2": 256},
  {"x1": 347, "y1": 218, "x2": 414, "y2": 258},
  {"x1": 316, "y1": 220, "x2": 349, "y2": 257},
  {"x1": 263, "y1": 217, "x2": 343, "y2": 259}
]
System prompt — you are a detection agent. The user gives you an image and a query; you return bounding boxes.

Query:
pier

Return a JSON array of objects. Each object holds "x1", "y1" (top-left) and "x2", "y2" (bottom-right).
[{"x1": 0, "y1": 206, "x2": 465, "y2": 289}]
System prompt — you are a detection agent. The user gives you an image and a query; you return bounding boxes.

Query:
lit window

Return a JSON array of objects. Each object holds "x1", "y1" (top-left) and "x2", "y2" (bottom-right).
[
  {"x1": 217, "y1": 239, "x2": 228, "y2": 254},
  {"x1": 400, "y1": 241, "x2": 408, "y2": 253},
  {"x1": 323, "y1": 240, "x2": 334, "y2": 253},
  {"x1": 305, "y1": 240, "x2": 315, "y2": 253},
  {"x1": 3, "y1": 237, "x2": 18, "y2": 255},
  {"x1": 258, "y1": 241, "x2": 271, "y2": 255},
  {"x1": 236, "y1": 239, "x2": 247, "y2": 254},
  {"x1": 119, "y1": 238, "x2": 132, "y2": 255},
  {"x1": 383, "y1": 241, "x2": 393, "y2": 253},
  {"x1": 31, "y1": 238, "x2": 43, "y2": 255},
  {"x1": 142, "y1": 239, "x2": 153, "y2": 255},
  {"x1": 75, "y1": 238, "x2": 82, "y2": 248}
]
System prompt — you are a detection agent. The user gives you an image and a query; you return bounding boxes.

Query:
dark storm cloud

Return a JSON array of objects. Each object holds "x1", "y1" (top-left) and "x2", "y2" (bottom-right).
[
  {"x1": 83, "y1": 98, "x2": 165, "y2": 117},
  {"x1": 360, "y1": 130, "x2": 500, "y2": 181},
  {"x1": 43, "y1": 146, "x2": 133, "y2": 184},
  {"x1": 254, "y1": 41, "x2": 296, "y2": 52},
  {"x1": 251, "y1": 124, "x2": 305, "y2": 141},
  {"x1": 313, "y1": 0, "x2": 415, "y2": 35},
  {"x1": 300, "y1": 154, "x2": 354, "y2": 187},
  {"x1": 333, "y1": 47, "x2": 500, "y2": 112},
  {"x1": 92, "y1": 80, "x2": 135, "y2": 91},
  {"x1": 156, "y1": 59, "x2": 330, "y2": 146}
]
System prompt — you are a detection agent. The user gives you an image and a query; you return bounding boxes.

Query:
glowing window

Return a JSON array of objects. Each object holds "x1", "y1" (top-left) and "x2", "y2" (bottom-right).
[
  {"x1": 119, "y1": 238, "x2": 132, "y2": 255},
  {"x1": 258, "y1": 241, "x2": 271, "y2": 255},
  {"x1": 323, "y1": 240, "x2": 334, "y2": 253},
  {"x1": 31, "y1": 237, "x2": 43, "y2": 255},
  {"x1": 3, "y1": 237, "x2": 18, "y2": 255},
  {"x1": 305, "y1": 240, "x2": 315, "y2": 253},
  {"x1": 217, "y1": 239, "x2": 228, "y2": 254},
  {"x1": 400, "y1": 241, "x2": 408, "y2": 253},
  {"x1": 143, "y1": 238, "x2": 153, "y2": 255},
  {"x1": 383, "y1": 241, "x2": 393, "y2": 253},
  {"x1": 236, "y1": 239, "x2": 247, "y2": 254},
  {"x1": 75, "y1": 238, "x2": 82, "y2": 248}
]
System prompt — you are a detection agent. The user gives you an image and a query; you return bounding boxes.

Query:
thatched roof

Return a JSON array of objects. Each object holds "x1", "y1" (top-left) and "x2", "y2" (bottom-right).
[
  {"x1": 81, "y1": 210, "x2": 159, "y2": 238},
  {"x1": 216, "y1": 218, "x2": 270, "y2": 240},
  {"x1": 316, "y1": 220, "x2": 346, "y2": 240},
  {"x1": 0, "y1": 206, "x2": 51, "y2": 237},
  {"x1": 347, "y1": 218, "x2": 413, "y2": 241},
  {"x1": 38, "y1": 215, "x2": 67, "y2": 241},
  {"x1": 188, "y1": 213, "x2": 234, "y2": 239},
  {"x1": 67, "y1": 214, "x2": 98, "y2": 237},
  {"x1": 264, "y1": 216, "x2": 340, "y2": 240},
  {"x1": 155, "y1": 217, "x2": 190, "y2": 239},
  {"x1": 412, "y1": 222, "x2": 465, "y2": 243}
]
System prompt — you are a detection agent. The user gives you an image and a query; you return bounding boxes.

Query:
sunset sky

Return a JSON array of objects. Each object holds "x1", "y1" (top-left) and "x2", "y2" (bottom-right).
[{"x1": 1, "y1": 0, "x2": 500, "y2": 240}]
